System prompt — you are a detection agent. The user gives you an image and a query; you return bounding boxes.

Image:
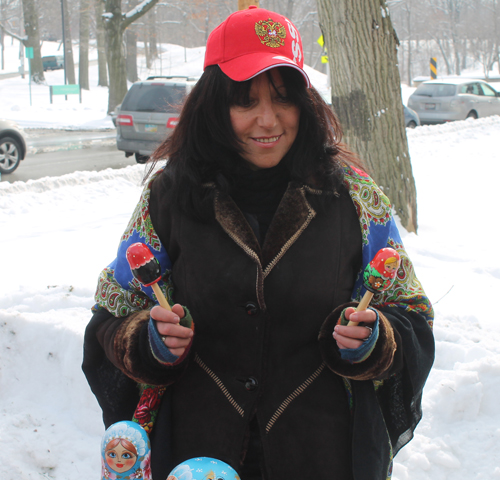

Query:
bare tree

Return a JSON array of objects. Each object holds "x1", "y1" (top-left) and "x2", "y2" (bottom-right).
[
  {"x1": 125, "y1": 0, "x2": 139, "y2": 83},
  {"x1": 20, "y1": 0, "x2": 44, "y2": 82},
  {"x1": 468, "y1": 0, "x2": 500, "y2": 76},
  {"x1": 146, "y1": 8, "x2": 158, "y2": 63},
  {"x1": 0, "y1": 0, "x2": 20, "y2": 70},
  {"x1": 125, "y1": 27, "x2": 138, "y2": 82},
  {"x1": 94, "y1": 0, "x2": 107, "y2": 86},
  {"x1": 79, "y1": 0, "x2": 91, "y2": 89},
  {"x1": 317, "y1": 0, "x2": 418, "y2": 232},
  {"x1": 432, "y1": 0, "x2": 469, "y2": 75},
  {"x1": 103, "y1": 0, "x2": 159, "y2": 113},
  {"x1": 62, "y1": 0, "x2": 76, "y2": 83}
]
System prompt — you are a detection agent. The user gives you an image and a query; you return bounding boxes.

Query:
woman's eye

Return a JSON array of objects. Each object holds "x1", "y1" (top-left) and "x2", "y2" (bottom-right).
[
  {"x1": 275, "y1": 95, "x2": 291, "y2": 104},
  {"x1": 107, "y1": 452, "x2": 116, "y2": 458},
  {"x1": 237, "y1": 99, "x2": 256, "y2": 108},
  {"x1": 123, "y1": 453, "x2": 132, "y2": 459}
]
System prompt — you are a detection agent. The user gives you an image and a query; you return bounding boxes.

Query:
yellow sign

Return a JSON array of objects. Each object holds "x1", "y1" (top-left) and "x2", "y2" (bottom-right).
[
  {"x1": 321, "y1": 55, "x2": 329, "y2": 64},
  {"x1": 317, "y1": 35, "x2": 324, "y2": 47}
]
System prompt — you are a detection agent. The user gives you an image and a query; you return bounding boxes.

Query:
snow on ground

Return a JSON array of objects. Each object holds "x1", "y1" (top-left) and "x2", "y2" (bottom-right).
[{"x1": 1, "y1": 36, "x2": 500, "y2": 480}]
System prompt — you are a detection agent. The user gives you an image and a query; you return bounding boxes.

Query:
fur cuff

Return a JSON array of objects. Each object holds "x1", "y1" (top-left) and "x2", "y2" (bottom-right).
[
  {"x1": 113, "y1": 310, "x2": 152, "y2": 383},
  {"x1": 318, "y1": 302, "x2": 397, "y2": 381}
]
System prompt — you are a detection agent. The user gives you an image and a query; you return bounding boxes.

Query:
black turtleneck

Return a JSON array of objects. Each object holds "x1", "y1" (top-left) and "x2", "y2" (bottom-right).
[{"x1": 229, "y1": 161, "x2": 290, "y2": 245}]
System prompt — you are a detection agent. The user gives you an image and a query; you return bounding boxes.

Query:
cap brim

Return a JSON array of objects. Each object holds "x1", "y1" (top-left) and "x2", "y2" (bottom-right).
[{"x1": 218, "y1": 52, "x2": 311, "y2": 87}]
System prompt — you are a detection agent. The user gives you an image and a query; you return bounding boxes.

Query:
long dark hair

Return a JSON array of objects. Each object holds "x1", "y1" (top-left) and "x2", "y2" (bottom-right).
[{"x1": 146, "y1": 65, "x2": 363, "y2": 219}]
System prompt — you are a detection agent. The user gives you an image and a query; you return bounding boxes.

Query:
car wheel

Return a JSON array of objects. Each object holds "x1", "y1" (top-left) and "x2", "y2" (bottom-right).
[
  {"x1": 466, "y1": 111, "x2": 478, "y2": 120},
  {"x1": 406, "y1": 121, "x2": 417, "y2": 129},
  {"x1": 135, "y1": 153, "x2": 149, "y2": 164},
  {"x1": 0, "y1": 136, "x2": 22, "y2": 174}
]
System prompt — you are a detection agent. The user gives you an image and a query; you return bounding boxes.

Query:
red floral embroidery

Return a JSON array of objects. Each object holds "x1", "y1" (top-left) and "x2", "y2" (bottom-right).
[{"x1": 133, "y1": 387, "x2": 162, "y2": 428}]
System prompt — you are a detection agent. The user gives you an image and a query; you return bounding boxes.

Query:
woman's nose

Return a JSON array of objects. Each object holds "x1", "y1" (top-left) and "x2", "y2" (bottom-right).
[{"x1": 256, "y1": 99, "x2": 278, "y2": 128}]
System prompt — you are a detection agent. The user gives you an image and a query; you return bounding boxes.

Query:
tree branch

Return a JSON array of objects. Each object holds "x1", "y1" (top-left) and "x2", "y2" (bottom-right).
[
  {"x1": 0, "y1": 22, "x2": 28, "y2": 43},
  {"x1": 123, "y1": 0, "x2": 159, "y2": 29}
]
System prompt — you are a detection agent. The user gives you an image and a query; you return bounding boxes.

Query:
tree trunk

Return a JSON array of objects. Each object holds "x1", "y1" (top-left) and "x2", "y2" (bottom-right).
[
  {"x1": 94, "y1": 0, "x2": 108, "y2": 86},
  {"x1": 453, "y1": 36, "x2": 461, "y2": 75},
  {"x1": 21, "y1": 0, "x2": 45, "y2": 83},
  {"x1": 125, "y1": 0, "x2": 139, "y2": 83},
  {"x1": 435, "y1": 37, "x2": 452, "y2": 75},
  {"x1": 316, "y1": 0, "x2": 418, "y2": 232},
  {"x1": 148, "y1": 10, "x2": 157, "y2": 60},
  {"x1": 104, "y1": 0, "x2": 128, "y2": 112},
  {"x1": 62, "y1": 0, "x2": 76, "y2": 84},
  {"x1": 126, "y1": 27, "x2": 138, "y2": 82},
  {"x1": 406, "y1": 6, "x2": 412, "y2": 86},
  {"x1": 145, "y1": 33, "x2": 152, "y2": 68},
  {"x1": 79, "y1": 0, "x2": 91, "y2": 89},
  {"x1": 104, "y1": 0, "x2": 159, "y2": 113}
]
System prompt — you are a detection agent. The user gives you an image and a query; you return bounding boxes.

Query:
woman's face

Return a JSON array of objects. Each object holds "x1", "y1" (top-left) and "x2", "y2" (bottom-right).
[
  {"x1": 230, "y1": 69, "x2": 300, "y2": 170},
  {"x1": 105, "y1": 442, "x2": 137, "y2": 473}
]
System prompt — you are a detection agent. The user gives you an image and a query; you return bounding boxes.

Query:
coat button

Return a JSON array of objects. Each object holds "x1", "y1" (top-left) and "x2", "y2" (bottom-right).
[
  {"x1": 245, "y1": 377, "x2": 258, "y2": 391},
  {"x1": 244, "y1": 302, "x2": 259, "y2": 316}
]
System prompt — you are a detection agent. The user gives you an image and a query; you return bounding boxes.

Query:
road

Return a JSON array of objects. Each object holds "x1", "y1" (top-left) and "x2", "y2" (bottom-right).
[{"x1": 1, "y1": 143, "x2": 137, "y2": 183}]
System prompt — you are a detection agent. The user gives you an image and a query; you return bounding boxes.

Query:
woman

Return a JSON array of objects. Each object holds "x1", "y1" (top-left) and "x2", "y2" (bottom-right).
[{"x1": 83, "y1": 7, "x2": 434, "y2": 480}]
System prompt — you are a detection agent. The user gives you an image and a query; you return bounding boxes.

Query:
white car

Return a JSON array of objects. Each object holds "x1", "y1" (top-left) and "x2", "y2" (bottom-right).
[
  {"x1": 0, "y1": 119, "x2": 27, "y2": 174},
  {"x1": 408, "y1": 78, "x2": 500, "y2": 124}
]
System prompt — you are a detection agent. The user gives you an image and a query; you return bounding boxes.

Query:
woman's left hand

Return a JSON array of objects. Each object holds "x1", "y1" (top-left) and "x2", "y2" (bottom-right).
[{"x1": 333, "y1": 307, "x2": 377, "y2": 350}]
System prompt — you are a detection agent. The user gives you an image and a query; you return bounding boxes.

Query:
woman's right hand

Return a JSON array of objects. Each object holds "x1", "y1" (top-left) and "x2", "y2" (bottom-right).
[{"x1": 151, "y1": 304, "x2": 194, "y2": 357}]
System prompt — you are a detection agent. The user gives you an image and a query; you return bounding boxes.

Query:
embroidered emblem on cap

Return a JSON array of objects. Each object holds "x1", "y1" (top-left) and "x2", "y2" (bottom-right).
[{"x1": 255, "y1": 18, "x2": 286, "y2": 48}]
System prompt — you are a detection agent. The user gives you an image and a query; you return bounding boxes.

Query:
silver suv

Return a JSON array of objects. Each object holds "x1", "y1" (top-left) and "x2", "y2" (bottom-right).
[
  {"x1": 115, "y1": 76, "x2": 198, "y2": 163},
  {"x1": 408, "y1": 78, "x2": 500, "y2": 124}
]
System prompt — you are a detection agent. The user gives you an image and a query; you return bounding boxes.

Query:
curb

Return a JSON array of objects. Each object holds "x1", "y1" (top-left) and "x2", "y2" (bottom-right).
[
  {"x1": 27, "y1": 137, "x2": 116, "y2": 155},
  {"x1": 24, "y1": 128, "x2": 117, "y2": 155}
]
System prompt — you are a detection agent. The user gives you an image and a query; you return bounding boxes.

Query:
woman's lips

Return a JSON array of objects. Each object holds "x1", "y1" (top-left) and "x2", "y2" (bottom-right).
[{"x1": 251, "y1": 134, "x2": 282, "y2": 146}]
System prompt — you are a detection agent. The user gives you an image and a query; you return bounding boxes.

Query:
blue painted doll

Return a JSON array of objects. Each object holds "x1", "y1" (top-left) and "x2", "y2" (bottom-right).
[
  {"x1": 101, "y1": 421, "x2": 151, "y2": 480},
  {"x1": 167, "y1": 457, "x2": 240, "y2": 480}
]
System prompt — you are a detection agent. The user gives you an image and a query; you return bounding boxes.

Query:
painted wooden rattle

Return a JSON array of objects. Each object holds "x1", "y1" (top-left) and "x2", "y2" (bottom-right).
[
  {"x1": 347, "y1": 247, "x2": 401, "y2": 326},
  {"x1": 126, "y1": 242, "x2": 172, "y2": 311},
  {"x1": 126, "y1": 242, "x2": 192, "y2": 328}
]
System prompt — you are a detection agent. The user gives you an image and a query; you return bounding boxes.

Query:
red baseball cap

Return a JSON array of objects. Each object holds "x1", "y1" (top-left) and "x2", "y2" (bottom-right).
[{"x1": 204, "y1": 6, "x2": 310, "y2": 87}]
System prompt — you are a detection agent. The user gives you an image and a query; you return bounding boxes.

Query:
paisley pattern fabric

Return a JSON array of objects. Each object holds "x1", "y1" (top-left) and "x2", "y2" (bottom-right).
[
  {"x1": 93, "y1": 165, "x2": 434, "y2": 328},
  {"x1": 343, "y1": 165, "x2": 433, "y2": 327},
  {"x1": 93, "y1": 171, "x2": 174, "y2": 316}
]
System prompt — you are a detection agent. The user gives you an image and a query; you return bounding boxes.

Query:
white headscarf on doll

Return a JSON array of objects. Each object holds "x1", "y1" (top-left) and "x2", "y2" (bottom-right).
[{"x1": 101, "y1": 421, "x2": 151, "y2": 480}]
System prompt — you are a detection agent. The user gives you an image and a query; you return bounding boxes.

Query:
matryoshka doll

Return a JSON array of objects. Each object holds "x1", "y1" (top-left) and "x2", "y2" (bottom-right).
[
  {"x1": 101, "y1": 421, "x2": 151, "y2": 480},
  {"x1": 362, "y1": 247, "x2": 400, "y2": 294},
  {"x1": 167, "y1": 457, "x2": 240, "y2": 480}
]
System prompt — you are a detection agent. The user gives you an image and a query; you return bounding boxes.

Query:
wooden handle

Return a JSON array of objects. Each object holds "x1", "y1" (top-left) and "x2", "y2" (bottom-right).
[
  {"x1": 347, "y1": 291, "x2": 374, "y2": 326},
  {"x1": 151, "y1": 282, "x2": 171, "y2": 311}
]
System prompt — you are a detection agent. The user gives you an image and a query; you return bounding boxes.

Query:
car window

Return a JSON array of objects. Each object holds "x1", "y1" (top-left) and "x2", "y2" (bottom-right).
[
  {"x1": 121, "y1": 84, "x2": 186, "y2": 112},
  {"x1": 479, "y1": 84, "x2": 497, "y2": 97},
  {"x1": 460, "y1": 83, "x2": 482, "y2": 95},
  {"x1": 414, "y1": 83, "x2": 456, "y2": 97}
]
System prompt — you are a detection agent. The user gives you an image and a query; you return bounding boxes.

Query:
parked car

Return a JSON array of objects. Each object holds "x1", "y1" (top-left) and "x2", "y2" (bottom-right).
[
  {"x1": 408, "y1": 78, "x2": 500, "y2": 124},
  {"x1": 404, "y1": 105, "x2": 420, "y2": 128},
  {"x1": 0, "y1": 119, "x2": 27, "y2": 174},
  {"x1": 42, "y1": 55, "x2": 64, "y2": 71},
  {"x1": 115, "y1": 76, "x2": 198, "y2": 163}
]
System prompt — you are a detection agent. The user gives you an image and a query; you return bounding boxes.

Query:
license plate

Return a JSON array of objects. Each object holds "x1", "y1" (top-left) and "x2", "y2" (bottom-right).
[
  {"x1": 425, "y1": 103, "x2": 436, "y2": 110},
  {"x1": 144, "y1": 124, "x2": 157, "y2": 133}
]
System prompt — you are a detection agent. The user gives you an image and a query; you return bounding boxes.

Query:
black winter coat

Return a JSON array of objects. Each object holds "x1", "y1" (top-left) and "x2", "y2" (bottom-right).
[{"x1": 83, "y1": 172, "x2": 434, "y2": 480}]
